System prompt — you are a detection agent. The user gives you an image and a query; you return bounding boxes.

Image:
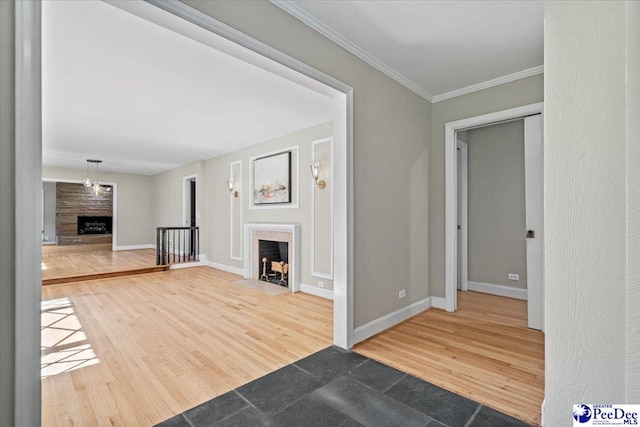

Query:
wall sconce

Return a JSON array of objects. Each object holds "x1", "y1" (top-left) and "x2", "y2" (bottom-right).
[
  {"x1": 310, "y1": 161, "x2": 326, "y2": 190},
  {"x1": 227, "y1": 178, "x2": 238, "y2": 198}
]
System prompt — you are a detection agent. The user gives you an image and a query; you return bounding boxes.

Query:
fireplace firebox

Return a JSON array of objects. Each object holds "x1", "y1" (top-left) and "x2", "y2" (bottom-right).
[
  {"x1": 258, "y1": 240, "x2": 289, "y2": 287},
  {"x1": 77, "y1": 216, "x2": 112, "y2": 235}
]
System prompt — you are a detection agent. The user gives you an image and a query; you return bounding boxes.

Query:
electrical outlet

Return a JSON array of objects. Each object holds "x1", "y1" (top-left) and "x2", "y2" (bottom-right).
[
  {"x1": 508, "y1": 273, "x2": 520, "y2": 281},
  {"x1": 399, "y1": 289, "x2": 406, "y2": 299},
  {"x1": 317, "y1": 281, "x2": 325, "y2": 288}
]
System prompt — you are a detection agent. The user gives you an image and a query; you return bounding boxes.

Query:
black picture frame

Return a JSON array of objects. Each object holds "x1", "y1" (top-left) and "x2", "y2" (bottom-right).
[{"x1": 252, "y1": 150, "x2": 292, "y2": 205}]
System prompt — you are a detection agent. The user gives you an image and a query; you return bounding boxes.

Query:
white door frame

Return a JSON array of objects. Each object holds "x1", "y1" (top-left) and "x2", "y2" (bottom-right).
[
  {"x1": 15, "y1": 2, "x2": 41, "y2": 424},
  {"x1": 14, "y1": 1, "x2": 354, "y2": 423},
  {"x1": 444, "y1": 102, "x2": 544, "y2": 312},
  {"x1": 456, "y1": 140, "x2": 468, "y2": 292}
]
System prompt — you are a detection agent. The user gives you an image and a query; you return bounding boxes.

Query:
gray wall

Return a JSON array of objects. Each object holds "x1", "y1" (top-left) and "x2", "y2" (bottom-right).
[
  {"x1": 205, "y1": 122, "x2": 333, "y2": 290},
  {"x1": 430, "y1": 74, "x2": 543, "y2": 298},
  {"x1": 0, "y1": 1, "x2": 15, "y2": 424},
  {"x1": 544, "y1": 1, "x2": 631, "y2": 424},
  {"x1": 42, "y1": 182, "x2": 56, "y2": 242},
  {"x1": 467, "y1": 120, "x2": 526, "y2": 289},
  {"x1": 184, "y1": 0, "x2": 432, "y2": 327},
  {"x1": 152, "y1": 159, "x2": 204, "y2": 230},
  {"x1": 42, "y1": 167, "x2": 155, "y2": 247}
]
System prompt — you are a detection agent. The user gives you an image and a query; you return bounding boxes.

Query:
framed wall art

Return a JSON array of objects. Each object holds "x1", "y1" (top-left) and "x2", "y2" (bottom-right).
[{"x1": 252, "y1": 150, "x2": 292, "y2": 205}]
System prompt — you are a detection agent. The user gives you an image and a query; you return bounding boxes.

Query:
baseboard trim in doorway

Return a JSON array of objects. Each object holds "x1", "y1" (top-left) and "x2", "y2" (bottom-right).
[
  {"x1": 168, "y1": 261, "x2": 203, "y2": 270},
  {"x1": 468, "y1": 281, "x2": 527, "y2": 300},
  {"x1": 430, "y1": 296, "x2": 447, "y2": 309},
  {"x1": 353, "y1": 297, "x2": 431, "y2": 344},
  {"x1": 299, "y1": 283, "x2": 334, "y2": 300},
  {"x1": 203, "y1": 260, "x2": 245, "y2": 276},
  {"x1": 115, "y1": 244, "x2": 155, "y2": 251}
]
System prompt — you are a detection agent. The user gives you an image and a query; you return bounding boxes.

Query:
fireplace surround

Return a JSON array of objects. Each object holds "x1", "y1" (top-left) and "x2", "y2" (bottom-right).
[{"x1": 244, "y1": 223, "x2": 300, "y2": 292}]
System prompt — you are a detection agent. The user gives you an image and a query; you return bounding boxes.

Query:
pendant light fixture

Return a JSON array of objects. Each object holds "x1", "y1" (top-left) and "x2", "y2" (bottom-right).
[
  {"x1": 82, "y1": 160, "x2": 93, "y2": 188},
  {"x1": 86, "y1": 159, "x2": 103, "y2": 195}
]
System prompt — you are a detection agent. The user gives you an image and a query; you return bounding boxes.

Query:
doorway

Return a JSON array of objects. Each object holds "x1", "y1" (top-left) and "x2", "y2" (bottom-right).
[
  {"x1": 13, "y1": 1, "x2": 355, "y2": 424},
  {"x1": 184, "y1": 176, "x2": 196, "y2": 228},
  {"x1": 183, "y1": 175, "x2": 197, "y2": 257},
  {"x1": 456, "y1": 139, "x2": 468, "y2": 292},
  {"x1": 444, "y1": 103, "x2": 544, "y2": 331}
]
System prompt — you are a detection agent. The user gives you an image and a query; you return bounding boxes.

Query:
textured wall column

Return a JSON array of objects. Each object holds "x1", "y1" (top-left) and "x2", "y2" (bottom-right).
[
  {"x1": 544, "y1": 1, "x2": 627, "y2": 424},
  {"x1": 0, "y1": 1, "x2": 16, "y2": 424},
  {"x1": 627, "y1": 0, "x2": 640, "y2": 401}
]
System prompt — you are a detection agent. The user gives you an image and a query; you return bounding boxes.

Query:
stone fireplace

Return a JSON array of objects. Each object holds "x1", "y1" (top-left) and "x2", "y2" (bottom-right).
[{"x1": 244, "y1": 223, "x2": 300, "y2": 292}]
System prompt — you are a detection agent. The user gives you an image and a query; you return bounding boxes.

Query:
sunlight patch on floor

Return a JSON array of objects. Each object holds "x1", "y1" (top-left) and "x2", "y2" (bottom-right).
[{"x1": 41, "y1": 297, "x2": 99, "y2": 378}]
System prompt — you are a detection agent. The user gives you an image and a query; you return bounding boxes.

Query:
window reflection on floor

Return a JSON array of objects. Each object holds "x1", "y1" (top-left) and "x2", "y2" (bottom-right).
[{"x1": 41, "y1": 297, "x2": 99, "y2": 378}]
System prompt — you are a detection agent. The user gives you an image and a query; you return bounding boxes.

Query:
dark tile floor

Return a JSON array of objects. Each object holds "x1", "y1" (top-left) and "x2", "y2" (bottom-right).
[{"x1": 155, "y1": 346, "x2": 532, "y2": 427}]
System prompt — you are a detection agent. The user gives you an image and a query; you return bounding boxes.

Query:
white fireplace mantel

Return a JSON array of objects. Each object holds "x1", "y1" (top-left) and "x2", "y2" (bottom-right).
[{"x1": 244, "y1": 223, "x2": 301, "y2": 292}]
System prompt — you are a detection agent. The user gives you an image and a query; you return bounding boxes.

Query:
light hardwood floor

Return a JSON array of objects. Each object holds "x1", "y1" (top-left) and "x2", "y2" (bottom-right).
[
  {"x1": 353, "y1": 291, "x2": 544, "y2": 426},
  {"x1": 41, "y1": 267, "x2": 333, "y2": 426},
  {"x1": 42, "y1": 244, "x2": 158, "y2": 283}
]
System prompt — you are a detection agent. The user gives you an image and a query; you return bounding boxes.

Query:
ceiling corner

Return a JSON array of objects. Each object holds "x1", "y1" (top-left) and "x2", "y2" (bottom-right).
[{"x1": 270, "y1": 0, "x2": 435, "y2": 103}]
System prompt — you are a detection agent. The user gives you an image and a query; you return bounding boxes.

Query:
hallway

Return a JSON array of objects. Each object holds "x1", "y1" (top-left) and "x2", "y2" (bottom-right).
[{"x1": 353, "y1": 291, "x2": 543, "y2": 425}]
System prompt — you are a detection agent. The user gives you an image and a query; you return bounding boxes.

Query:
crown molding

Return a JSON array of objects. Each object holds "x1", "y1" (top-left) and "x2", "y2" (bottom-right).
[
  {"x1": 432, "y1": 65, "x2": 544, "y2": 103},
  {"x1": 271, "y1": 1, "x2": 544, "y2": 105},
  {"x1": 270, "y1": 0, "x2": 435, "y2": 102}
]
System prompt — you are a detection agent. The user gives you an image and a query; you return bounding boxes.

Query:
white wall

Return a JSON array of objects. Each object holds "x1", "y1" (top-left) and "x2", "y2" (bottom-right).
[
  {"x1": 544, "y1": 2, "x2": 629, "y2": 424},
  {"x1": 42, "y1": 166, "x2": 155, "y2": 247}
]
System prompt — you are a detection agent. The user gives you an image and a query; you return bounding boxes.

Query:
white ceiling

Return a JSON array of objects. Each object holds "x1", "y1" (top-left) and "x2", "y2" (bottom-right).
[
  {"x1": 273, "y1": 0, "x2": 544, "y2": 102},
  {"x1": 42, "y1": 0, "x2": 335, "y2": 176}
]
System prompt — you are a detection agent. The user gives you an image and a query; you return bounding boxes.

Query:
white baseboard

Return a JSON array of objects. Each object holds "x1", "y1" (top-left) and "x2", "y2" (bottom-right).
[
  {"x1": 299, "y1": 283, "x2": 334, "y2": 300},
  {"x1": 468, "y1": 281, "x2": 527, "y2": 300},
  {"x1": 203, "y1": 260, "x2": 245, "y2": 276},
  {"x1": 430, "y1": 296, "x2": 447, "y2": 309},
  {"x1": 353, "y1": 297, "x2": 431, "y2": 344},
  {"x1": 115, "y1": 244, "x2": 155, "y2": 251},
  {"x1": 169, "y1": 261, "x2": 202, "y2": 270}
]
